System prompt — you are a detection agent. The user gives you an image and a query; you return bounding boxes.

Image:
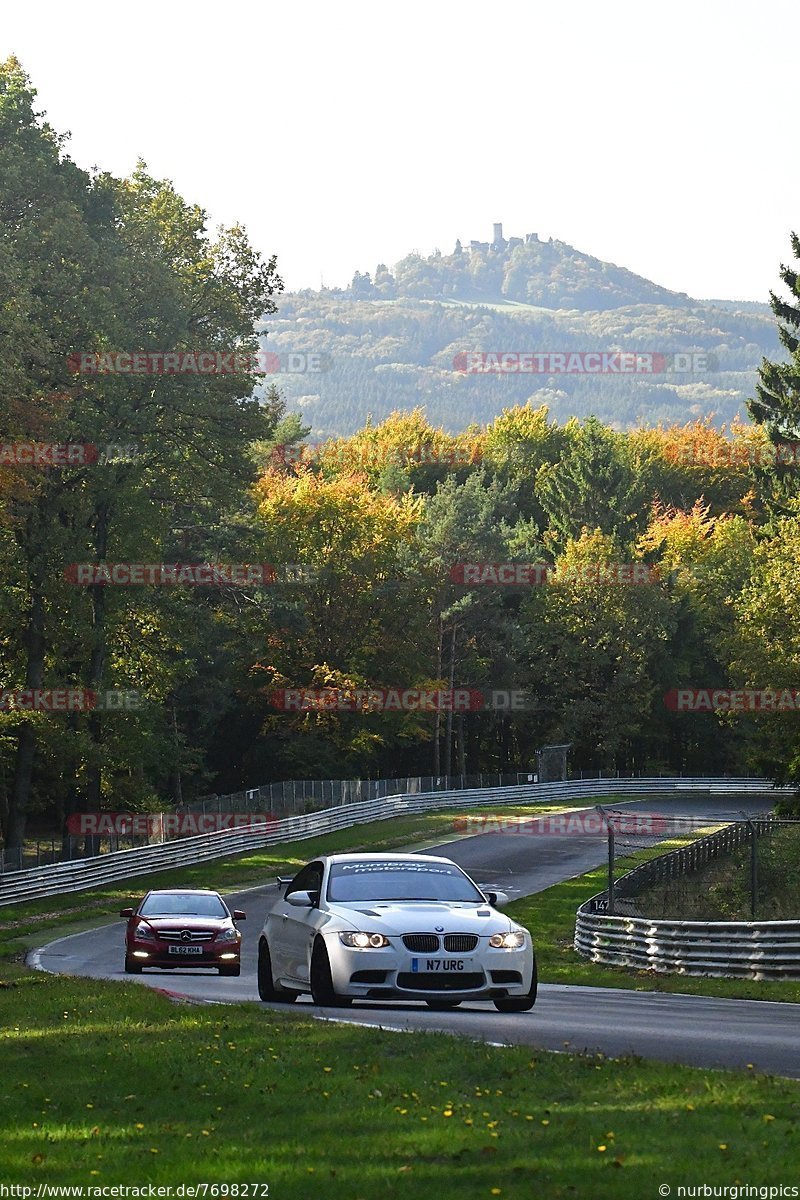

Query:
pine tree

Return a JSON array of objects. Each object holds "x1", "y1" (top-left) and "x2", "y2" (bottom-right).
[{"x1": 749, "y1": 231, "x2": 800, "y2": 438}]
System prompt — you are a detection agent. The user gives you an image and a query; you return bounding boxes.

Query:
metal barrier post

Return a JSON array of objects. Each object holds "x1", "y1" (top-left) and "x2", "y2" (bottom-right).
[
  {"x1": 748, "y1": 818, "x2": 758, "y2": 920},
  {"x1": 607, "y1": 821, "x2": 615, "y2": 915}
]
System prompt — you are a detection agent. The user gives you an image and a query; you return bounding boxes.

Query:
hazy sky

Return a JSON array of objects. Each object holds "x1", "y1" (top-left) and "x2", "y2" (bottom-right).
[{"x1": 2, "y1": 0, "x2": 796, "y2": 301}]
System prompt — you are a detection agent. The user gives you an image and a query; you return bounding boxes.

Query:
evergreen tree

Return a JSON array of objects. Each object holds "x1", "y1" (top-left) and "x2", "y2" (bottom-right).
[
  {"x1": 534, "y1": 416, "x2": 648, "y2": 551},
  {"x1": 749, "y1": 232, "x2": 800, "y2": 439}
]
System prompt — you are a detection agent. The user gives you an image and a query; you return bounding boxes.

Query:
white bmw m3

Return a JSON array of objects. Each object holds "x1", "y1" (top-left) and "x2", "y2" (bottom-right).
[{"x1": 257, "y1": 852, "x2": 537, "y2": 1011}]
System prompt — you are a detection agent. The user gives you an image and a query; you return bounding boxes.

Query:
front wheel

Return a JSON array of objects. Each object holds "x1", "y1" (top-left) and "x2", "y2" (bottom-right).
[
  {"x1": 493, "y1": 956, "x2": 537, "y2": 1013},
  {"x1": 218, "y1": 964, "x2": 241, "y2": 977},
  {"x1": 310, "y1": 939, "x2": 352, "y2": 1007},
  {"x1": 257, "y1": 939, "x2": 297, "y2": 1003},
  {"x1": 124, "y1": 955, "x2": 142, "y2": 975}
]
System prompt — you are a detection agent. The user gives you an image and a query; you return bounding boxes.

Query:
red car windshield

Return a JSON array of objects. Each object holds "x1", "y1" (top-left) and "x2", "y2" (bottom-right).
[{"x1": 139, "y1": 893, "x2": 228, "y2": 918}]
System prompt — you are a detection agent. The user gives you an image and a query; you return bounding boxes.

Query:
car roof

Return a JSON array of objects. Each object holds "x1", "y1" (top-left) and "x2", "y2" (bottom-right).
[
  {"x1": 144, "y1": 888, "x2": 222, "y2": 895},
  {"x1": 321, "y1": 852, "x2": 455, "y2": 866}
]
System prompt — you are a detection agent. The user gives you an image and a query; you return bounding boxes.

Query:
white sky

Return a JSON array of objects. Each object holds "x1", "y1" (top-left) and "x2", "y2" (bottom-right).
[{"x1": 2, "y1": 0, "x2": 796, "y2": 301}]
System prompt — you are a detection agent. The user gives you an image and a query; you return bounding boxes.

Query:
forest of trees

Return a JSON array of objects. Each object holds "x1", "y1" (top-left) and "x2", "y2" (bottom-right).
[
  {"x1": 4, "y1": 56, "x2": 800, "y2": 850},
  {"x1": 265, "y1": 269, "x2": 782, "y2": 439}
]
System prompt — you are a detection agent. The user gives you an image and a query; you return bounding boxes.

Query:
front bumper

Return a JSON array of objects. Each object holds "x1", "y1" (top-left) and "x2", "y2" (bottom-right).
[
  {"x1": 326, "y1": 937, "x2": 534, "y2": 1000},
  {"x1": 127, "y1": 940, "x2": 240, "y2": 969}
]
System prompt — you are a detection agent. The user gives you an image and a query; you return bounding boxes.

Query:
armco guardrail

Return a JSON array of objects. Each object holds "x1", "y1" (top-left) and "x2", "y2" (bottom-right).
[
  {"x1": 574, "y1": 814, "x2": 800, "y2": 979},
  {"x1": 0, "y1": 776, "x2": 786, "y2": 908},
  {"x1": 575, "y1": 911, "x2": 800, "y2": 980}
]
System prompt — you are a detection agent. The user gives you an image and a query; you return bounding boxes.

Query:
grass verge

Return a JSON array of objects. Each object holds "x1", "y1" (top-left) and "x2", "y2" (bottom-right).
[{"x1": 1, "y1": 963, "x2": 799, "y2": 1196}]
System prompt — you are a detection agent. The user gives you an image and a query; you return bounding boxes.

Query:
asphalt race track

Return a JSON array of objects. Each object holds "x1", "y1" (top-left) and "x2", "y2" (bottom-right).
[{"x1": 32, "y1": 794, "x2": 800, "y2": 1079}]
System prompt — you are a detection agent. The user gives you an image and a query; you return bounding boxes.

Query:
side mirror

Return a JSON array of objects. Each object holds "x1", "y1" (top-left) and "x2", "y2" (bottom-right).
[
  {"x1": 119, "y1": 908, "x2": 134, "y2": 918},
  {"x1": 485, "y1": 891, "x2": 509, "y2": 908},
  {"x1": 286, "y1": 890, "x2": 314, "y2": 908},
  {"x1": 232, "y1": 910, "x2": 246, "y2": 920}
]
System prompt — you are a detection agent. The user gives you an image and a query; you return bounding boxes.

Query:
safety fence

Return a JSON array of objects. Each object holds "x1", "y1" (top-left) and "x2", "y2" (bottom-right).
[
  {"x1": 0, "y1": 769, "x2": 540, "y2": 872},
  {"x1": 574, "y1": 814, "x2": 800, "y2": 978},
  {"x1": 181, "y1": 770, "x2": 541, "y2": 818},
  {"x1": 0, "y1": 776, "x2": 785, "y2": 907}
]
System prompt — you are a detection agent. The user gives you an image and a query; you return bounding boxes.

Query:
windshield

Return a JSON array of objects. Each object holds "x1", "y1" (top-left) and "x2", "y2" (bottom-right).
[
  {"x1": 139, "y1": 893, "x2": 227, "y2": 918},
  {"x1": 327, "y1": 860, "x2": 484, "y2": 904}
]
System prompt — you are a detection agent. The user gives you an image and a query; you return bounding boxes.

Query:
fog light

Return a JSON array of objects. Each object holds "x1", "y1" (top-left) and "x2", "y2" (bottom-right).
[
  {"x1": 219, "y1": 953, "x2": 238, "y2": 960},
  {"x1": 132, "y1": 951, "x2": 150, "y2": 959}
]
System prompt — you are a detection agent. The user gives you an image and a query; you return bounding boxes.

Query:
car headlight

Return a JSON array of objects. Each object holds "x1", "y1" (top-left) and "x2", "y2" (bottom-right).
[
  {"x1": 216, "y1": 928, "x2": 239, "y2": 943},
  {"x1": 339, "y1": 931, "x2": 391, "y2": 949},
  {"x1": 489, "y1": 931, "x2": 526, "y2": 949},
  {"x1": 134, "y1": 922, "x2": 156, "y2": 941}
]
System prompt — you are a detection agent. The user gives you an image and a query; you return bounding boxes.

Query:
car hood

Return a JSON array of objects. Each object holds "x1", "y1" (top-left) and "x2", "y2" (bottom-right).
[
  {"x1": 328, "y1": 901, "x2": 516, "y2": 936},
  {"x1": 136, "y1": 915, "x2": 232, "y2": 930}
]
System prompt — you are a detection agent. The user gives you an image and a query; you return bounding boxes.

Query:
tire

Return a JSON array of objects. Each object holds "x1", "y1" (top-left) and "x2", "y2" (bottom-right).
[
  {"x1": 310, "y1": 938, "x2": 352, "y2": 1007},
  {"x1": 257, "y1": 939, "x2": 297, "y2": 1003},
  {"x1": 493, "y1": 956, "x2": 538, "y2": 1013},
  {"x1": 124, "y1": 955, "x2": 142, "y2": 975},
  {"x1": 218, "y1": 964, "x2": 241, "y2": 977},
  {"x1": 425, "y1": 998, "x2": 462, "y2": 1010}
]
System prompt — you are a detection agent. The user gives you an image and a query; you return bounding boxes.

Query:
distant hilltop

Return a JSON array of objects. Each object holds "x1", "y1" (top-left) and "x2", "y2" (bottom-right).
[
  {"x1": 331, "y1": 222, "x2": 692, "y2": 312},
  {"x1": 271, "y1": 224, "x2": 778, "y2": 441}
]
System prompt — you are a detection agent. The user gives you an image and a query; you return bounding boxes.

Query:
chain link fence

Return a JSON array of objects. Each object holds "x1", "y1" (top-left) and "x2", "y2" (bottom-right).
[
  {"x1": 589, "y1": 808, "x2": 795, "y2": 920},
  {"x1": 180, "y1": 770, "x2": 540, "y2": 820},
  {"x1": 0, "y1": 769, "x2": 539, "y2": 872}
]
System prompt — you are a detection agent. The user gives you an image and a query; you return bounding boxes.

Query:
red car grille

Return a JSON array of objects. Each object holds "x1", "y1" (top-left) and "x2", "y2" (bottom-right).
[{"x1": 156, "y1": 929, "x2": 216, "y2": 942}]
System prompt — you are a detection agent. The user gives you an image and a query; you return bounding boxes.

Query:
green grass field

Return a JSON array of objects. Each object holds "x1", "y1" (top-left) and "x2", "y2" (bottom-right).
[{"x1": 1, "y1": 963, "x2": 799, "y2": 1197}]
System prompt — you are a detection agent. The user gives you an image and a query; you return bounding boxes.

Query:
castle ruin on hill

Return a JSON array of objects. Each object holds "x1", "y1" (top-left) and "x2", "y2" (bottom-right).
[{"x1": 460, "y1": 223, "x2": 544, "y2": 255}]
